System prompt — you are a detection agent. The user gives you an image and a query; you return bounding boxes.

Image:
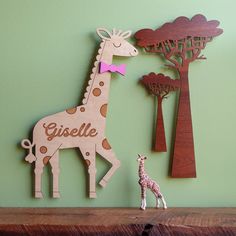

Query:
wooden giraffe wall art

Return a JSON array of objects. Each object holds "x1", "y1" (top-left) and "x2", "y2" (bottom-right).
[
  {"x1": 21, "y1": 28, "x2": 138, "y2": 199},
  {"x1": 135, "y1": 14, "x2": 223, "y2": 178}
]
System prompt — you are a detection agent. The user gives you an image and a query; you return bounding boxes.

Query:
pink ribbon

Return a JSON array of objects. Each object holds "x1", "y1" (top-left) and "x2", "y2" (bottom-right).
[{"x1": 99, "y1": 61, "x2": 126, "y2": 76}]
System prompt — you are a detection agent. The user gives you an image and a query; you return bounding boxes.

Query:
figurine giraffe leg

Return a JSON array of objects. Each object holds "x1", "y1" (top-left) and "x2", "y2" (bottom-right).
[
  {"x1": 156, "y1": 196, "x2": 160, "y2": 208},
  {"x1": 80, "y1": 145, "x2": 97, "y2": 198},
  {"x1": 49, "y1": 150, "x2": 60, "y2": 198},
  {"x1": 96, "y1": 139, "x2": 120, "y2": 187},
  {"x1": 140, "y1": 187, "x2": 146, "y2": 210},
  {"x1": 154, "y1": 192, "x2": 167, "y2": 209},
  {"x1": 34, "y1": 158, "x2": 44, "y2": 198},
  {"x1": 160, "y1": 196, "x2": 167, "y2": 209}
]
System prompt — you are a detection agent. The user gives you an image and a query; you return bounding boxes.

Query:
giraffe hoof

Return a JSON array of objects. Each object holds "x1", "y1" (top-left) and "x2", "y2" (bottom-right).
[
  {"x1": 99, "y1": 179, "x2": 107, "y2": 188},
  {"x1": 35, "y1": 191, "x2": 43, "y2": 198},
  {"x1": 89, "y1": 192, "x2": 97, "y2": 198},
  {"x1": 163, "y1": 206, "x2": 167, "y2": 209},
  {"x1": 53, "y1": 191, "x2": 61, "y2": 198},
  {"x1": 140, "y1": 207, "x2": 146, "y2": 211}
]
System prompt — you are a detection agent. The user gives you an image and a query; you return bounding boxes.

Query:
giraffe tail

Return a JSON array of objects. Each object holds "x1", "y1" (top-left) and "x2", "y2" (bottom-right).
[{"x1": 21, "y1": 139, "x2": 37, "y2": 163}]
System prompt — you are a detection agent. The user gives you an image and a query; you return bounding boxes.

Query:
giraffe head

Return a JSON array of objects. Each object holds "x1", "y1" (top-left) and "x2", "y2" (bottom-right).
[
  {"x1": 137, "y1": 154, "x2": 148, "y2": 163},
  {"x1": 97, "y1": 28, "x2": 138, "y2": 57}
]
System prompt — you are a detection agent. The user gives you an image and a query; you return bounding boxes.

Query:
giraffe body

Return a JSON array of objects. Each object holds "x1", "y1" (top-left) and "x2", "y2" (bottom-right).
[
  {"x1": 21, "y1": 28, "x2": 138, "y2": 199},
  {"x1": 137, "y1": 154, "x2": 167, "y2": 210}
]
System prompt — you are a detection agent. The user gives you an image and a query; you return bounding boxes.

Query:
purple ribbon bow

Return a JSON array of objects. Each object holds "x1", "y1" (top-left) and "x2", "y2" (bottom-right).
[{"x1": 99, "y1": 61, "x2": 126, "y2": 76}]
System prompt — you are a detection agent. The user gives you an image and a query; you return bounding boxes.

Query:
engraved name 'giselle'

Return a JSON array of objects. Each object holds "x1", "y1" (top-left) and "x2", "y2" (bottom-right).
[{"x1": 43, "y1": 122, "x2": 98, "y2": 141}]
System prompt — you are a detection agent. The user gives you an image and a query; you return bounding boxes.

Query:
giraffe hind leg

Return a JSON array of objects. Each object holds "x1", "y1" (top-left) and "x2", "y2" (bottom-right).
[
  {"x1": 160, "y1": 195, "x2": 167, "y2": 209},
  {"x1": 49, "y1": 150, "x2": 60, "y2": 198},
  {"x1": 156, "y1": 197, "x2": 160, "y2": 208},
  {"x1": 34, "y1": 159, "x2": 44, "y2": 198}
]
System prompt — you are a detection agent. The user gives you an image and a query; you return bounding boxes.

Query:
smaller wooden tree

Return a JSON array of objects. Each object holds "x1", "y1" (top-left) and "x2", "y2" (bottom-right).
[{"x1": 141, "y1": 73, "x2": 180, "y2": 152}]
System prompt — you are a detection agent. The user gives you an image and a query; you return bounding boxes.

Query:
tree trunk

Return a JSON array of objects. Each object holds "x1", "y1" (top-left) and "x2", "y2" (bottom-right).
[
  {"x1": 154, "y1": 96, "x2": 167, "y2": 152},
  {"x1": 171, "y1": 68, "x2": 196, "y2": 178}
]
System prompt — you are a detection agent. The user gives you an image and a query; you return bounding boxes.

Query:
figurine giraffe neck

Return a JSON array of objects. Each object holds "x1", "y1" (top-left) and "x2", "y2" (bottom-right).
[
  {"x1": 82, "y1": 40, "x2": 113, "y2": 106},
  {"x1": 139, "y1": 161, "x2": 146, "y2": 178}
]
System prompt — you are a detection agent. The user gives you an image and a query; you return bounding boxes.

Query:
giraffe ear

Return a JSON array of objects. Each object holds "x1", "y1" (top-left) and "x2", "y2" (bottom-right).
[
  {"x1": 120, "y1": 30, "x2": 132, "y2": 39},
  {"x1": 96, "y1": 28, "x2": 112, "y2": 40},
  {"x1": 144, "y1": 156, "x2": 147, "y2": 160}
]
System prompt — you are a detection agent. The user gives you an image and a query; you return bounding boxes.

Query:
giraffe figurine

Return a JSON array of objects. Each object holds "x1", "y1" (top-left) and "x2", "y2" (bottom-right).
[
  {"x1": 137, "y1": 154, "x2": 167, "y2": 210},
  {"x1": 21, "y1": 28, "x2": 138, "y2": 199}
]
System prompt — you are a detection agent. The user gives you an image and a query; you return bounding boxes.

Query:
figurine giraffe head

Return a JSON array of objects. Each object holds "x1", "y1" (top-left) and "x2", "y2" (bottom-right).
[
  {"x1": 96, "y1": 28, "x2": 138, "y2": 57},
  {"x1": 137, "y1": 154, "x2": 148, "y2": 162}
]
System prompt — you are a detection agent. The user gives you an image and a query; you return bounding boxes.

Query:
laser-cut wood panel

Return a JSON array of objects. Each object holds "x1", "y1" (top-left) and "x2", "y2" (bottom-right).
[
  {"x1": 21, "y1": 28, "x2": 138, "y2": 199},
  {"x1": 141, "y1": 73, "x2": 180, "y2": 152},
  {"x1": 135, "y1": 14, "x2": 223, "y2": 177}
]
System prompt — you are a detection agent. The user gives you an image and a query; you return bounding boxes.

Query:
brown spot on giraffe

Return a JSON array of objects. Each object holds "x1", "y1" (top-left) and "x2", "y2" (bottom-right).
[
  {"x1": 85, "y1": 159, "x2": 91, "y2": 167},
  {"x1": 99, "y1": 81, "x2": 104, "y2": 86},
  {"x1": 66, "y1": 107, "x2": 77, "y2": 114},
  {"x1": 100, "y1": 104, "x2": 107, "y2": 118},
  {"x1": 92, "y1": 88, "x2": 101, "y2": 96},
  {"x1": 80, "y1": 107, "x2": 85, "y2": 112},
  {"x1": 102, "y1": 138, "x2": 111, "y2": 150},
  {"x1": 43, "y1": 156, "x2": 51, "y2": 165},
  {"x1": 86, "y1": 152, "x2": 90, "y2": 156},
  {"x1": 40, "y1": 146, "x2": 47, "y2": 154}
]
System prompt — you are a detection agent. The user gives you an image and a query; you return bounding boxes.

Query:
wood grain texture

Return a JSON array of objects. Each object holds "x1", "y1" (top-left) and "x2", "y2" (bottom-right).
[
  {"x1": 155, "y1": 96, "x2": 167, "y2": 152},
  {"x1": 0, "y1": 208, "x2": 236, "y2": 227},
  {"x1": 171, "y1": 70, "x2": 196, "y2": 178},
  {"x1": 1, "y1": 224, "x2": 236, "y2": 236},
  {"x1": 0, "y1": 208, "x2": 236, "y2": 235}
]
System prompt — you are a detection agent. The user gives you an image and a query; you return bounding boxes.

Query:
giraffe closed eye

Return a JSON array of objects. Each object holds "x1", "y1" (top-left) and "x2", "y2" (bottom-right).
[{"x1": 113, "y1": 43, "x2": 121, "y2": 48}]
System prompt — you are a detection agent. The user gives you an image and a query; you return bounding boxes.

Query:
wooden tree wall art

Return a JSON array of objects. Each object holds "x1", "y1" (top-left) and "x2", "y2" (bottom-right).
[
  {"x1": 141, "y1": 73, "x2": 180, "y2": 152},
  {"x1": 21, "y1": 28, "x2": 138, "y2": 199},
  {"x1": 135, "y1": 14, "x2": 223, "y2": 178}
]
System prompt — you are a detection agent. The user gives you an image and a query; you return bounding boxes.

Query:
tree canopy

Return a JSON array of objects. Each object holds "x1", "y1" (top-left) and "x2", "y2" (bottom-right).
[
  {"x1": 135, "y1": 14, "x2": 223, "y2": 47},
  {"x1": 135, "y1": 14, "x2": 223, "y2": 69},
  {"x1": 141, "y1": 73, "x2": 180, "y2": 98}
]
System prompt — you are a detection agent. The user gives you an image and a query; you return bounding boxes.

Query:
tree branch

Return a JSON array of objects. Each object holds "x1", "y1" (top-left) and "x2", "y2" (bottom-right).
[
  {"x1": 161, "y1": 89, "x2": 170, "y2": 99},
  {"x1": 196, "y1": 55, "x2": 207, "y2": 60},
  {"x1": 164, "y1": 64, "x2": 177, "y2": 70},
  {"x1": 144, "y1": 45, "x2": 163, "y2": 53},
  {"x1": 186, "y1": 48, "x2": 201, "y2": 64},
  {"x1": 165, "y1": 55, "x2": 180, "y2": 69},
  {"x1": 161, "y1": 42, "x2": 167, "y2": 55}
]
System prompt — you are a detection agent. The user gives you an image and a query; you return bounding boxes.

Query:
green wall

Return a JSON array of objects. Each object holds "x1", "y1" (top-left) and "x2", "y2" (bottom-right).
[{"x1": 0, "y1": 0, "x2": 235, "y2": 207}]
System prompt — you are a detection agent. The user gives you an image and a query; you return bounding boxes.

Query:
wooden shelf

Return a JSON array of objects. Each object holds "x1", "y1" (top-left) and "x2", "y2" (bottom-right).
[{"x1": 0, "y1": 208, "x2": 236, "y2": 235}]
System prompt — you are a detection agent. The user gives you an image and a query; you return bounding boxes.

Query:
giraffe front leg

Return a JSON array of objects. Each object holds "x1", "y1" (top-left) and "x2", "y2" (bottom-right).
[
  {"x1": 140, "y1": 187, "x2": 146, "y2": 210},
  {"x1": 80, "y1": 145, "x2": 96, "y2": 198},
  {"x1": 96, "y1": 138, "x2": 120, "y2": 187},
  {"x1": 49, "y1": 151, "x2": 60, "y2": 198},
  {"x1": 34, "y1": 160, "x2": 44, "y2": 198}
]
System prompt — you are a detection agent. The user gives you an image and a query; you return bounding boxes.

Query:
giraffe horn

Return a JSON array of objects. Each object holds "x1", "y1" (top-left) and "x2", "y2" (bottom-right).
[{"x1": 137, "y1": 154, "x2": 141, "y2": 161}]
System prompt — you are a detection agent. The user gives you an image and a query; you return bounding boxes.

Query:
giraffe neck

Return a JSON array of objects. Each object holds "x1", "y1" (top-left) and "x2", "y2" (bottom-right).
[
  {"x1": 139, "y1": 161, "x2": 146, "y2": 178},
  {"x1": 82, "y1": 40, "x2": 113, "y2": 106}
]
